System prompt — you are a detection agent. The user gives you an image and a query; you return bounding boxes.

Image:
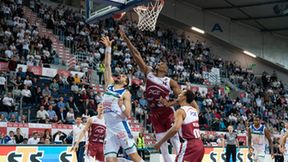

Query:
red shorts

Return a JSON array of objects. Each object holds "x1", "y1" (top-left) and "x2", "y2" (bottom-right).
[
  {"x1": 149, "y1": 108, "x2": 174, "y2": 133},
  {"x1": 175, "y1": 139, "x2": 204, "y2": 162},
  {"x1": 87, "y1": 143, "x2": 104, "y2": 161}
]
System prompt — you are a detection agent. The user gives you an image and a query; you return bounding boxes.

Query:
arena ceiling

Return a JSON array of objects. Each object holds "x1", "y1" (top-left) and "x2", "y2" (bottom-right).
[{"x1": 182, "y1": 0, "x2": 288, "y2": 37}]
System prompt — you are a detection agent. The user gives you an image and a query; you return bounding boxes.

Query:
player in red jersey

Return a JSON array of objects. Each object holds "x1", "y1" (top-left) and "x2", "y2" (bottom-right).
[
  {"x1": 155, "y1": 90, "x2": 204, "y2": 162},
  {"x1": 72, "y1": 104, "x2": 106, "y2": 162},
  {"x1": 120, "y1": 29, "x2": 182, "y2": 162}
]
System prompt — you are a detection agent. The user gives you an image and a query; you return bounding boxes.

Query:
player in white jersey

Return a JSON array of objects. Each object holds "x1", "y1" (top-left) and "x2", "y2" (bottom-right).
[
  {"x1": 248, "y1": 116, "x2": 274, "y2": 162},
  {"x1": 281, "y1": 121, "x2": 288, "y2": 162},
  {"x1": 100, "y1": 36, "x2": 144, "y2": 162}
]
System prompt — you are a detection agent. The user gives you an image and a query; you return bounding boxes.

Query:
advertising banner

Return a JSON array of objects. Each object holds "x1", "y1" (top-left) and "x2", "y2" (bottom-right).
[{"x1": 0, "y1": 145, "x2": 77, "y2": 162}]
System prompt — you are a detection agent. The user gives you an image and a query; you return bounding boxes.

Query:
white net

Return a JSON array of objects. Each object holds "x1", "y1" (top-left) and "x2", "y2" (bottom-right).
[{"x1": 133, "y1": 0, "x2": 164, "y2": 31}]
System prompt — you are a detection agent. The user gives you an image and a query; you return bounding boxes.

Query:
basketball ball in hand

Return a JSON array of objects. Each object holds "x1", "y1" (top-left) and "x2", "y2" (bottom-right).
[{"x1": 112, "y1": 12, "x2": 126, "y2": 21}]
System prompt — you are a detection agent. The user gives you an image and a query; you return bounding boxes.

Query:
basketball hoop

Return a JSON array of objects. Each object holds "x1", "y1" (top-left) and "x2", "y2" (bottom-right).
[{"x1": 134, "y1": 0, "x2": 164, "y2": 31}]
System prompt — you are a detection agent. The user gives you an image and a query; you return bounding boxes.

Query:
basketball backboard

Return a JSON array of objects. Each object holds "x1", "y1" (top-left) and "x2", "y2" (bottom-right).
[{"x1": 85, "y1": 0, "x2": 150, "y2": 24}]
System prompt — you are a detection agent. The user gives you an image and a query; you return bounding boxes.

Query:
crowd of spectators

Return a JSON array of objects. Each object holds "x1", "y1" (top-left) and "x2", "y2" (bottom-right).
[
  {"x1": 0, "y1": 0, "x2": 288, "y2": 147},
  {"x1": 0, "y1": 127, "x2": 73, "y2": 144}
]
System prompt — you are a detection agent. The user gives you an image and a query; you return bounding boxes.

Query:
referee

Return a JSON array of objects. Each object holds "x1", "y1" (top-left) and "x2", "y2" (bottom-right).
[
  {"x1": 72, "y1": 117, "x2": 86, "y2": 162},
  {"x1": 222, "y1": 125, "x2": 240, "y2": 162}
]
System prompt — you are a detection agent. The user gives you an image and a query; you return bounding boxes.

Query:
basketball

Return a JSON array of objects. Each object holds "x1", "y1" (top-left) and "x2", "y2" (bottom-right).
[{"x1": 112, "y1": 12, "x2": 126, "y2": 21}]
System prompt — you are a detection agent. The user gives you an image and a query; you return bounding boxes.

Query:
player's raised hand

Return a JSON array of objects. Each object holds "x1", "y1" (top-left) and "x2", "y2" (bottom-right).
[
  {"x1": 119, "y1": 28, "x2": 127, "y2": 40},
  {"x1": 100, "y1": 36, "x2": 113, "y2": 47}
]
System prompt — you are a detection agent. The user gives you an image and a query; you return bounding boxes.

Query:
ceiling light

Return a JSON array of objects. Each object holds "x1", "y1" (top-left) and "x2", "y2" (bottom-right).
[
  {"x1": 191, "y1": 27, "x2": 205, "y2": 34},
  {"x1": 243, "y1": 51, "x2": 256, "y2": 58}
]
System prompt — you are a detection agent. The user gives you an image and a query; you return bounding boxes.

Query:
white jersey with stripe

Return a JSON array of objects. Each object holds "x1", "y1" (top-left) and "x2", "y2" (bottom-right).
[
  {"x1": 250, "y1": 124, "x2": 266, "y2": 145},
  {"x1": 179, "y1": 106, "x2": 201, "y2": 140},
  {"x1": 102, "y1": 84, "x2": 127, "y2": 126}
]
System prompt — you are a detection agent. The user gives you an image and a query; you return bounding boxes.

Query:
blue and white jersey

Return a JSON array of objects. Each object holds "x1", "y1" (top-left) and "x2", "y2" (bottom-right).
[
  {"x1": 250, "y1": 124, "x2": 266, "y2": 145},
  {"x1": 102, "y1": 84, "x2": 127, "y2": 126}
]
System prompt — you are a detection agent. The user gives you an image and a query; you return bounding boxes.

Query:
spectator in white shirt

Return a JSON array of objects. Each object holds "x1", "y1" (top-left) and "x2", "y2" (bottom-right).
[
  {"x1": 66, "y1": 108, "x2": 75, "y2": 124},
  {"x1": 28, "y1": 132, "x2": 40, "y2": 144},
  {"x1": 2, "y1": 92, "x2": 15, "y2": 112},
  {"x1": 36, "y1": 106, "x2": 49, "y2": 123},
  {"x1": 22, "y1": 85, "x2": 32, "y2": 104},
  {"x1": 0, "y1": 75, "x2": 6, "y2": 95}
]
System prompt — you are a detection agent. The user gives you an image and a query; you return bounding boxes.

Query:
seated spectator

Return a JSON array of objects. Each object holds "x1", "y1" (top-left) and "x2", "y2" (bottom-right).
[
  {"x1": 41, "y1": 96, "x2": 50, "y2": 109},
  {"x1": 12, "y1": 85, "x2": 22, "y2": 100},
  {"x1": 5, "y1": 131, "x2": 16, "y2": 144},
  {"x1": 73, "y1": 74, "x2": 81, "y2": 84},
  {"x1": 14, "y1": 76, "x2": 24, "y2": 89},
  {"x1": 14, "y1": 128, "x2": 24, "y2": 144},
  {"x1": 19, "y1": 115, "x2": 27, "y2": 124},
  {"x1": 57, "y1": 97, "x2": 65, "y2": 110},
  {"x1": 0, "y1": 74, "x2": 6, "y2": 95},
  {"x1": 71, "y1": 82, "x2": 79, "y2": 93},
  {"x1": 66, "y1": 96, "x2": 79, "y2": 114},
  {"x1": 23, "y1": 75, "x2": 32, "y2": 87},
  {"x1": 2, "y1": 92, "x2": 15, "y2": 112},
  {"x1": 42, "y1": 85, "x2": 51, "y2": 97},
  {"x1": 8, "y1": 56, "x2": 18, "y2": 71},
  {"x1": 28, "y1": 132, "x2": 40, "y2": 144},
  {"x1": 38, "y1": 137, "x2": 46, "y2": 144},
  {"x1": 9, "y1": 113, "x2": 17, "y2": 123},
  {"x1": 50, "y1": 79, "x2": 59, "y2": 91},
  {"x1": 47, "y1": 105, "x2": 57, "y2": 123},
  {"x1": 0, "y1": 114, "x2": 7, "y2": 122},
  {"x1": 51, "y1": 88, "x2": 60, "y2": 100},
  {"x1": 53, "y1": 131, "x2": 67, "y2": 144},
  {"x1": 21, "y1": 85, "x2": 32, "y2": 104},
  {"x1": 66, "y1": 108, "x2": 75, "y2": 124},
  {"x1": 43, "y1": 129, "x2": 52, "y2": 143},
  {"x1": 57, "y1": 108, "x2": 66, "y2": 124},
  {"x1": 16, "y1": 67, "x2": 26, "y2": 80},
  {"x1": 36, "y1": 106, "x2": 49, "y2": 123}
]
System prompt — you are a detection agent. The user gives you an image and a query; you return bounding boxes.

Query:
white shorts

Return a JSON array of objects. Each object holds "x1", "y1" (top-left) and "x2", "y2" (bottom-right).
[
  {"x1": 253, "y1": 145, "x2": 265, "y2": 162},
  {"x1": 284, "y1": 153, "x2": 288, "y2": 162},
  {"x1": 104, "y1": 121, "x2": 137, "y2": 157}
]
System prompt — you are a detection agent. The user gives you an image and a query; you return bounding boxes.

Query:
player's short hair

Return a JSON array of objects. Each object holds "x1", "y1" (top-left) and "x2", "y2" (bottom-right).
[{"x1": 184, "y1": 90, "x2": 195, "y2": 104}]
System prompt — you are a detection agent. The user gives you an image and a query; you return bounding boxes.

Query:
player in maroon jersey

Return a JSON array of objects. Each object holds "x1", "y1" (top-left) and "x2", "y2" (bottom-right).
[
  {"x1": 120, "y1": 29, "x2": 182, "y2": 162},
  {"x1": 72, "y1": 104, "x2": 106, "y2": 162},
  {"x1": 155, "y1": 90, "x2": 204, "y2": 162}
]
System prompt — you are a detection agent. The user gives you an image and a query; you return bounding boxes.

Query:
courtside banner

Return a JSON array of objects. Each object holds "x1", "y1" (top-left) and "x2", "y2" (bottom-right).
[
  {"x1": 0, "y1": 145, "x2": 77, "y2": 162},
  {"x1": 203, "y1": 147, "x2": 252, "y2": 162}
]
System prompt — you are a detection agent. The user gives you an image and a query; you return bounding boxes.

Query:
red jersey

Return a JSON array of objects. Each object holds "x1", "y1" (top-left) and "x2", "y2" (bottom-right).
[
  {"x1": 88, "y1": 116, "x2": 106, "y2": 144},
  {"x1": 145, "y1": 72, "x2": 172, "y2": 112},
  {"x1": 179, "y1": 106, "x2": 201, "y2": 140}
]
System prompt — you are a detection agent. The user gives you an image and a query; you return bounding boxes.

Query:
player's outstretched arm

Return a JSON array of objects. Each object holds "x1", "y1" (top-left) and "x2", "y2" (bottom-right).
[
  {"x1": 264, "y1": 128, "x2": 274, "y2": 157},
  {"x1": 119, "y1": 28, "x2": 150, "y2": 75},
  {"x1": 281, "y1": 132, "x2": 288, "y2": 149},
  {"x1": 154, "y1": 109, "x2": 185, "y2": 150},
  {"x1": 71, "y1": 117, "x2": 92, "y2": 151},
  {"x1": 100, "y1": 36, "x2": 114, "y2": 88}
]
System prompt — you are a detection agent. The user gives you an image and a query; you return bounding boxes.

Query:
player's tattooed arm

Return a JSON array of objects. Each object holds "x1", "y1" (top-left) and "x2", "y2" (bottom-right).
[{"x1": 119, "y1": 28, "x2": 150, "y2": 75}]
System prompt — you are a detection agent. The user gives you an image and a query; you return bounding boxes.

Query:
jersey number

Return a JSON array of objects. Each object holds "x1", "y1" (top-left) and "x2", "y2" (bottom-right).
[{"x1": 193, "y1": 129, "x2": 201, "y2": 138}]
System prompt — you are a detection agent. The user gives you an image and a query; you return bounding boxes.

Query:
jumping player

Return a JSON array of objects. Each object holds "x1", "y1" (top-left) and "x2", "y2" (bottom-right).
[
  {"x1": 120, "y1": 28, "x2": 181, "y2": 162},
  {"x1": 154, "y1": 90, "x2": 204, "y2": 162},
  {"x1": 72, "y1": 104, "x2": 106, "y2": 162},
  {"x1": 248, "y1": 116, "x2": 274, "y2": 162},
  {"x1": 101, "y1": 36, "x2": 144, "y2": 162}
]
